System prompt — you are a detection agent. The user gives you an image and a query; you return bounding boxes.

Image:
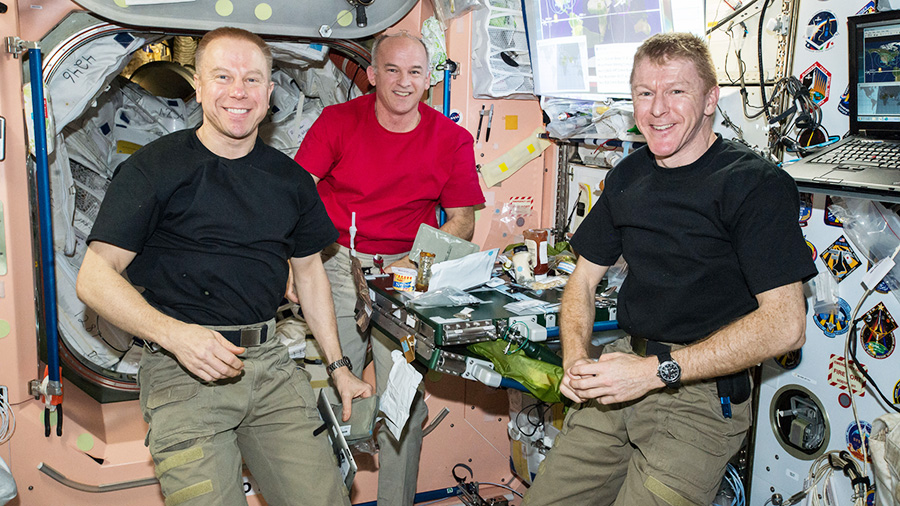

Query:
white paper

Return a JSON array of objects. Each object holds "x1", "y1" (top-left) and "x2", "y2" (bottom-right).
[
  {"x1": 428, "y1": 248, "x2": 498, "y2": 292},
  {"x1": 380, "y1": 351, "x2": 423, "y2": 440}
]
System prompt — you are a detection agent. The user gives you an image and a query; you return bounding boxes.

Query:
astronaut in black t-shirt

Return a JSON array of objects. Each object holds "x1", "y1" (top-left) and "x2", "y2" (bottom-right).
[
  {"x1": 76, "y1": 27, "x2": 372, "y2": 506},
  {"x1": 523, "y1": 33, "x2": 817, "y2": 506}
]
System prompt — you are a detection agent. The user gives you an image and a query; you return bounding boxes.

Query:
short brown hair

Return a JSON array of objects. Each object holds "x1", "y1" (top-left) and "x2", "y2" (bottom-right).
[
  {"x1": 195, "y1": 27, "x2": 273, "y2": 78},
  {"x1": 630, "y1": 32, "x2": 717, "y2": 92}
]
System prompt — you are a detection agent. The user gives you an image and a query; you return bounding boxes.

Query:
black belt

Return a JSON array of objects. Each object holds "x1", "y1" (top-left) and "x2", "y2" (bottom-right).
[
  {"x1": 630, "y1": 336, "x2": 752, "y2": 404},
  {"x1": 204, "y1": 319, "x2": 276, "y2": 348}
]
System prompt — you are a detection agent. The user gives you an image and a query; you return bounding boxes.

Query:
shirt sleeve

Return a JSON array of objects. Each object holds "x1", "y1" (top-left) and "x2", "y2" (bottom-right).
[
  {"x1": 729, "y1": 171, "x2": 818, "y2": 294},
  {"x1": 87, "y1": 162, "x2": 160, "y2": 253},
  {"x1": 439, "y1": 131, "x2": 484, "y2": 208},
  {"x1": 294, "y1": 106, "x2": 340, "y2": 180},
  {"x1": 289, "y1": 170, "x2": 339, "y2": 258}
]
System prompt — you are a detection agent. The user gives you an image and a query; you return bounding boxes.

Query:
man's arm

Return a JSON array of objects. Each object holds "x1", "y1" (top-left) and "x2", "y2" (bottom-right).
[
  {"x1": 76, "y1": 241, "x2": 246, "y2": 381},
  {"x1": 385, "y1": 205, "x2": 476, "y2": 272},
  {"x1": 558, "y1": 257, "x2": 608, "y2": 403},
  {"x1": 566, "y1": 281, "x2": 807, "y2": 404},
  {"x1": 290, "y1": 253, "x2": 374, "y2": 421}
]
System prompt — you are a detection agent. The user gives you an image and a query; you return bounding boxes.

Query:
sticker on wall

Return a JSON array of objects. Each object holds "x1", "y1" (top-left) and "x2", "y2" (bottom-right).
[
  {"x1": 866, "y1": 262, "x2": 893, "y2": 293},
  {"x1": 857, "y1": 0, "x2": 877, "y2": 15},
  {"x1": 799, "y1": 192, "x2": 813, "y2": 225},
  {"x1": 838, "y1": 392, "x2": 852, "y2": 408},
  {"x1": 824, "y1": 196, "x2": 843, "y2": 226},
  {"x1": 845, "y1": 421, "x2": 872, "y2": 462},
  {"x1": 893, "y1": 378, "x2": 900, "y2": 404},
  {"x1": 773, "y1": 349, "x2": 802, "y2": 370},
  {"x1": 815, "y1": 298, "x2": 852, "y2": 337},
  {"x1": 866, "y1": 488, "x2": 876, "y2": 506},
  {"x1": 805, "y1": 11, "x2": 839, "y2": 51},
  {"x1": 838, "y1": 85, "x2": 850, "y2": 116},
  {"x1": 800, "y1": 62, "x2": 833, "y2": 107},
  {"x1": 828, "y1": 353, "x2": 867, "y2": 396},
  {"x1": 860, "y1": 302, "x2": 896, "y2": 359},
  {"x1": 806, "y1": 239, "x2": 818, "y2": 261},
  {"x1": 821, "y1": 236, "x2": 861, "y2": 282}
]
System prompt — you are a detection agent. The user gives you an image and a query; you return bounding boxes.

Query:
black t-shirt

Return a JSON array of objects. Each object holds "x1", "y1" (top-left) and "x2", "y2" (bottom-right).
[
  {"x1": 88, "y1": 129, "x2": 338, "y2": 326},
  {"x1": 572, "y1": 135, "x2": 818, "y2": 344}
]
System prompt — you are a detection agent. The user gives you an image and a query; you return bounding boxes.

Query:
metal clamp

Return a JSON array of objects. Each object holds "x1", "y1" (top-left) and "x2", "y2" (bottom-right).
[{"x1": 5, "y1": 36, "x2": 39, "y2": 58}]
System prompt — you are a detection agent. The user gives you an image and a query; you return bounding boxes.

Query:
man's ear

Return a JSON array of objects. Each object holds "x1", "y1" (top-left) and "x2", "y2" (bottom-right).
[{"x1": 366, "y1": 65, "x2": 377, "y2": 87}]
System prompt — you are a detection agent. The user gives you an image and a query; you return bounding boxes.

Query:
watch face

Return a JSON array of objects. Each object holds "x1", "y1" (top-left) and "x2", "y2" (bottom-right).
[{"x1": 658, "y1": 360, "x2": 681, "y2": 383}]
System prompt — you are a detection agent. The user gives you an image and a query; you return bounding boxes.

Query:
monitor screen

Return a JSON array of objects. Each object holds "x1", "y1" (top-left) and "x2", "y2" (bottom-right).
[
  {"x1": 522, "y1": 0, "x2": 706, "y2": 101},
  {"x1": 851, "y1": 11, "x2": 900, "y2": 130}
]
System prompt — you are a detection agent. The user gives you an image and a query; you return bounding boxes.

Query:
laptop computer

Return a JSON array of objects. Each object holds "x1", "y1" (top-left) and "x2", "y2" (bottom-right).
[{"x1": 783, "y1": 9, "x2": 900, "y2": 201}]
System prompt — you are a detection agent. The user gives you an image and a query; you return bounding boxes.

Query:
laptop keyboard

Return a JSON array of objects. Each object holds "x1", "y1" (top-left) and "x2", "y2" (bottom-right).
[{"x1": 812, "y1": 139, "x2": 900, "y2": 167}]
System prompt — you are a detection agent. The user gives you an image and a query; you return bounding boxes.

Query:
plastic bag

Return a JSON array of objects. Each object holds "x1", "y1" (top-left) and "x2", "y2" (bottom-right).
[
  {"x1": 405, "y1": 286, "x2": 486, "y2": 308},
  {"x1": 829, "y1": 197, "x2": 900, "y2": 303},
  {"x1": 469, "y1": 340, "x2": 565, "y2": 403},
  {"x1": 430, "y1": 0, "x2": 484, "y2": 29}
]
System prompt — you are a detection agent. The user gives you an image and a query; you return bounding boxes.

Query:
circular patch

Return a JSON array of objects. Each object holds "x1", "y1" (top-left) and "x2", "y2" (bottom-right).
[
  {"x1": 814, "y1": 298, "x2": 852, "y2": 337},
  {"x1": 861, "y1": 326, "x2": 894, "y2": 359},
  {"x1": 336, "y1": 9, "x2": 353, "y2": 27},
  {"x1": 845, "y1": 420, "x2": 872, "y2": 462},
  {"x1": 76, "y1": 433, "x2": 95, "y2": 452},
  {"x1": 774, "y1": 349, "x2": 802, "y2": 370},
  {"x1": 866, "y1": 488, "x2": 875, "y2": 506},
  {"x1": 838, "y1": 392, "x2": 852, "y2": 408},
  {"x1": 254, "y1": 3, "x2": 272, "y2": 20},
  {"x1": 449, "y1": 110, "x2": 462, "y2": 123},
  {"x1": 838, "y1": 85, "x2": 850, "y2": 115},
  {"x1": 805, "y1": 11, "x2": 838, "y2": 51},
  {"x1": 806, "y1": 239, "x2": 817, "y2": 261},
  {"x1": 215, "y1": 0, "x2": 234, "y2": 16},
  {"x1": 893, "y1": 378, "x2": 900, "y2": 404}
]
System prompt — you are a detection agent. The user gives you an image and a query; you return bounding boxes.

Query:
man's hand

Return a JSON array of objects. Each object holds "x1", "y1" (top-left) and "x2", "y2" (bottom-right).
[
  {"x1": 161, "y1": 324, "x2": 246, "y2": 382},
  {"x1": 384, "y1": 255, "x2": 416, "y2": 273},
  {"x1": 563, "y1": 353, "x2": 663, "y2": 405},
  {"x1": 285, "y1": 260, "x2": 299, "y2": 304},
  {"x1": 332, "y1": 368, "x2": 375, "y2": 421}
]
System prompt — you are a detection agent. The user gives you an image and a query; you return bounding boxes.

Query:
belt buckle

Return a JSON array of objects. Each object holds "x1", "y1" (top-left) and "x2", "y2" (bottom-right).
[{"x1": 240, "y1": 327, "x2": 263, "y2": 347}]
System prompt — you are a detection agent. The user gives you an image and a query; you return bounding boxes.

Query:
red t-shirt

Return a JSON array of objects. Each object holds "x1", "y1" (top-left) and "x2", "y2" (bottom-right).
[{"x1": 295, "y1": 94, "x2": 484, "y2": 254}]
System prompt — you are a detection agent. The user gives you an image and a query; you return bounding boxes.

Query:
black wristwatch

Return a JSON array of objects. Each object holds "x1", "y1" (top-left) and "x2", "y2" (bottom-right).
[
  {"x1": 326, "y1": 356, "x2": 352, "y2": 376},
  {"x1": 656, "y1": 351, "x2": 682, "y2": 389}
]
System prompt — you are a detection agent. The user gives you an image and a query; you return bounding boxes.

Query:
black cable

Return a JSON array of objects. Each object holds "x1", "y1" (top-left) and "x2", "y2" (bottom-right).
[
  {"x1": 848, "y1": 318, "x2": 900, "y2": 413},
  {"x1": 757, "y1": 0, "x2": 772, "y2": 122},
  {"x1": 347, "y1": 64, "x2": 362, "y2": 103}
]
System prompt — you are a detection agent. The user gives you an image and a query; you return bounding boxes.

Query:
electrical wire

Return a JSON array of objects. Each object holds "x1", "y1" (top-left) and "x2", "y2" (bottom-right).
[
  {"x1": 479, "y1": 482, "x2": 524, "y2": 498},
  {"x1": 721, "y1": 463, "x2": 746, "y2": 506},
  {"x1": 0, "y1": 391, "x2": 15, "y2": 445}
]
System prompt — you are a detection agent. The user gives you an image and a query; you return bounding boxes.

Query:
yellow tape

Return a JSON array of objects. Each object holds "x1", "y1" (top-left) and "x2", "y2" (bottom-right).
[
  {"x1": 165, "y1": 480, "x2": 213, "y2": 506},
  {"x1": 527, "y1": 144, "x2": 536, "y2": 154},
  {"x1": 644, "y1": 475, "x2": 695, "y2": 506},
  {"x1": 155, "y1": 447, "x2": 204, "y2": 479},
  {"x1": 499, "y1": 163, "x2": 509, "y2": 172}
]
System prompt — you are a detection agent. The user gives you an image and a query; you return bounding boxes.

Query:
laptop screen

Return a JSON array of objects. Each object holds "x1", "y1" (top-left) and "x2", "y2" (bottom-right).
[{"x1": 850, "y1": 10, "x2": 900, "y2": 138}]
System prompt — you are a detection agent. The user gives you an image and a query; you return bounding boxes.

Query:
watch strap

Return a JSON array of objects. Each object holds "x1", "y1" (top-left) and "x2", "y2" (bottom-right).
[
  {"x1": 326, "y1": 356, "x2": 352, "y2": 376},
  {"x1": 656, "y1": 351, "x2": 682, "y2": 389}
]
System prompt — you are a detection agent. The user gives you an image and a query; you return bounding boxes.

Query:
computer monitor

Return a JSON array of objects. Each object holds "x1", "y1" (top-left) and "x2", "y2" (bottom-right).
[
  {"x1": 849, "y1": 9, "x2": 900, "y2": 139},
  {"x1": 522, "y1": 0, "x2": 705, "y2": 101}
]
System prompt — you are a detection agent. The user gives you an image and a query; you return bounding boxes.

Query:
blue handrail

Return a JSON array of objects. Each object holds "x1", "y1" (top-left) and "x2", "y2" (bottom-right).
[
  {"x1": 546, "y1": 320, "x2": 619, "y2": 338},
  {"x1": 29, "y1": 47, "x2": 61, "y2": 388}
]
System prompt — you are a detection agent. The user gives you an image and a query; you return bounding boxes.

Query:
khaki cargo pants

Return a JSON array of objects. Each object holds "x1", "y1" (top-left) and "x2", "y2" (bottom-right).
[
  {"x1": 139, "y1": 338, "x2": 350, "y2": 506},
  {"x1": 522, "y1": 337, "x2": 751, "y2": 506}
]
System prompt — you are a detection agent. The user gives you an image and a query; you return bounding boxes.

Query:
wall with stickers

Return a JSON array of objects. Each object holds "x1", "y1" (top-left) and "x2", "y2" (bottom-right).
[{"x1": 747, "y1": 4, "x2": 896, "y2": 505}]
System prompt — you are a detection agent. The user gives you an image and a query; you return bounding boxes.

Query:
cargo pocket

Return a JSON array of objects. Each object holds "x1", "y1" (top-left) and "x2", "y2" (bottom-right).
[
  {"x1": 274, "y1": 350, "x2": 318, "y2": 419},
  {"x1": 143, "y1": 383, "x2": 207, "y2": 456}
]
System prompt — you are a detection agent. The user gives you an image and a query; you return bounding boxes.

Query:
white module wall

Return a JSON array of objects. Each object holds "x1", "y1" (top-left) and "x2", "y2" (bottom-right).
[{"x1": 749, "y1": 192, "x2": 898, "y2": 506}]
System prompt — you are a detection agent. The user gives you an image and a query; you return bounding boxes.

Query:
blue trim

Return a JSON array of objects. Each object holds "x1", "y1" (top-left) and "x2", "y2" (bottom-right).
[
  {"x1": 29, "y1": 48, "x2": 61, "y2": 385},
  {"x1": 353, "y1": 485, "x2": 460, "y2": 506},
  {"x1": 546, "y1": 320, "x2": 619, "y2": 338},
  {"x1": 443, "y1": 67, "x2": 451, "y2": 117}
]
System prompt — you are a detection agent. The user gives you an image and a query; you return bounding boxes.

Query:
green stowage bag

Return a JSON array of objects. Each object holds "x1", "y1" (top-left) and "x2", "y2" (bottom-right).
[{"x1": 468, "y1": 340, "x2": 565, "y2": 404}]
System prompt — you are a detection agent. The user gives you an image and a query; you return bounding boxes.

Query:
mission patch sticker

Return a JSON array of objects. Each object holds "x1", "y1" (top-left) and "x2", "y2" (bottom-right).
[
  {"x1": 800, "y1": 62, "x2": 832, "y2": 107},
  {"x1": 774, "y1": 349, "x2": 802, "y2": 370},
  {"x1": 861, "y1": 302, "x2": 896, "y2": 359},
  {"x1": 805, "y1": 11, "x2": 838, "y2": 51},
  {"x1": 815, "y1": 298, "x2": 852, "y2": 337},
  {"x1": 839, "y1": 85, "x2": 850, "y2": 115},
  {"x1": 845, "y1": 421, "x2": 872, "y2": 462},
  {"x1": 824, "y1": 196, "x2": 843, "y2": 226},
  {"x1": 821, "y1": 236, "x2": 861, "y2": 282}
]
